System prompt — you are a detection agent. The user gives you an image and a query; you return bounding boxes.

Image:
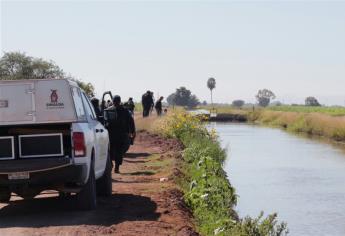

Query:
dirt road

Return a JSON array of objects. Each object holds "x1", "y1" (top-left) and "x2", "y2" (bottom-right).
[{"x1": 0, "y1": 131, "x2": 198, "y2": 236}]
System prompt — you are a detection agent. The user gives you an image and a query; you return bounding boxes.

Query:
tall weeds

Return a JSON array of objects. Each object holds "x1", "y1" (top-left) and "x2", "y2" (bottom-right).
[{"x1": 250, "y1": 110, "x2": 345, "y2": 141}]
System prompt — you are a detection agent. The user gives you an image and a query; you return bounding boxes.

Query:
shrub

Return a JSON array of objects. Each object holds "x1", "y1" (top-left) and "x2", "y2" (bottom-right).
[{"x1": 232, "y1": 100, "x2": 245, "y2": 108}]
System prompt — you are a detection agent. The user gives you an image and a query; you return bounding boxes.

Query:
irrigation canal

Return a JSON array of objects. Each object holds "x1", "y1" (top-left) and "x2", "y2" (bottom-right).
[{"x1": 211, "y1": 123, "x2": 345, "y2": 236}]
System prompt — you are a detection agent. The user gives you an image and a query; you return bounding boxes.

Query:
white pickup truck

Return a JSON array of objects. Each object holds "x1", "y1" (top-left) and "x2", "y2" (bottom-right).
[{"x1": 0, "y1": 79, "x2": 111, "y2": 210}]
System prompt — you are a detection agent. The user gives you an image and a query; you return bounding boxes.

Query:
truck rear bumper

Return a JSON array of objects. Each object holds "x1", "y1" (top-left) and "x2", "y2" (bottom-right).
[{"x1": 0, "y1": 158, "x2": 88, "y2": 190}]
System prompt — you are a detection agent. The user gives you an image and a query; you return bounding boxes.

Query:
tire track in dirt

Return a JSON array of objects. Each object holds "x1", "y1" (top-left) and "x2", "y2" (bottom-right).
[{"x1": 0, "y1": 131, "x2": 198, "y2": 236}]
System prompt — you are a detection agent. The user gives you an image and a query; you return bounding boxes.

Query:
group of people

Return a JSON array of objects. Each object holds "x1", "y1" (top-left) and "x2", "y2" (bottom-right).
[
  {"x1": 141, "y1": 90, "x2": 164, "y2": 117},
  {"x1": 90, "y1": 91, "x2": 165, "y2": 174}
]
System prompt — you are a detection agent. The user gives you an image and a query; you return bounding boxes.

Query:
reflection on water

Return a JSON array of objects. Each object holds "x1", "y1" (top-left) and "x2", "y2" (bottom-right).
[{"x1": 211, "y1": 123, "x2": 345, "y2": 236}]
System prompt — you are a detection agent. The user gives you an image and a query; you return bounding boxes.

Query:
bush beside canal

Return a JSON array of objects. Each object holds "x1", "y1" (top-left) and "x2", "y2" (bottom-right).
[{"x1": 155, "y1": 112, "x2": 288, "y2": 236}]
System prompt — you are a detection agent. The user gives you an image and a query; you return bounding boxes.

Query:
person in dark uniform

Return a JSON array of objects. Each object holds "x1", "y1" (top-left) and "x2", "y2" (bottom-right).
[
  {"x1": 149, "y1": 92, "x2": 155, "y2": 114},
  {"x1": 124, "y1": 97, "x2": 135, "y2": 115},
  {"x1": 104, "y1": 95, "x2": 136, "y2": 173},
  {"x1": 142, "y1": 91, "x2": 150, "y2": 117},
  {"x1": 90, "y1": 97, "x2": 102, "y2": 119},
  {"x1": 155, "y1": 96, "x2": 164, "y2": 116}
]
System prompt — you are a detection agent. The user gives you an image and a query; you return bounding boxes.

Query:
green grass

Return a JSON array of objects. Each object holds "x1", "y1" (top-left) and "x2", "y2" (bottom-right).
[
  {"x1": 157, "y1": 112, "x2": 288, "y2": 236},
  {"x1": 267, "y1": 105, "x2": 345, "y2": 116},
  {"x1": 198, "y1": 104, "x2": 345, "y2": 117},
  {"x1": 134, "y1": 102, "x2": 143, "y2": 112},
  {"x1": 145, "y1": 154, "x2": 172, "y2": 168}
]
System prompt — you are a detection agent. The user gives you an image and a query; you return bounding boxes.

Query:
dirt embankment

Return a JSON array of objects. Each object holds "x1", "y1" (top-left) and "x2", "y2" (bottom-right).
[{"x1": 0, "y1": 131, "x2": 198, "y2": 236}]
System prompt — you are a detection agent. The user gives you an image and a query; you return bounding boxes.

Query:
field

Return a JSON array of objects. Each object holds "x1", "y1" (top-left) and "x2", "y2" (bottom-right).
[
  {"x1": 198, "y1": 105, "x2": 345, "y2": 116},
  {"x1": 267, "y1": 105, "x2": 345, "y2": 116}
]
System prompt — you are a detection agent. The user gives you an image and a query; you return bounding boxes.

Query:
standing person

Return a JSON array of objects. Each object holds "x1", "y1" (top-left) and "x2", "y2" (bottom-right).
[
  {"x1": 124, "y1": 97, "x2": 135, "y2": 115},
  {"x1": 90, "y1": 97, "x2": 102, "y2": 119},
  {"x1": 142, "y1": 91, "x2": 151, "y2": 117},
  {"x1": 149, "y1": 92, "x2": 155, "y2": 115},
  {"x1": 104, "y1": 95, "x2": 136, "y2": 173},
  {"x1": 155, "y1": 96, "x2": 164, "y2": 116}
]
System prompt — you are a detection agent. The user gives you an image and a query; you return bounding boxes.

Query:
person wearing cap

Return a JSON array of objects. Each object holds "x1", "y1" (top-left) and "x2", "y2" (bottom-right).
[{"x1": 104, "y1": 95, "x2": 136, "y2": 173}]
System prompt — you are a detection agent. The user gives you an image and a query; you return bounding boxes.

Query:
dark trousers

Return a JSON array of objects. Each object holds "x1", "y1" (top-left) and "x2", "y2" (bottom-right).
[
  {"x1": 110, "y1": 138, "x2": 129, "y2": 166},
  {"x1": 143, "y1": 107, "x2": 150, "y2": 117},
  {"x1": 156, "y1": 108, "x2": 162, "y2": 116}
]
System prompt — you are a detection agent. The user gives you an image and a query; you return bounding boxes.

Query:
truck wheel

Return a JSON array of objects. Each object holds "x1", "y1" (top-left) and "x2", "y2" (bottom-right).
[
  {"x1": 76, "y1": 161, "x2": 97, "y2": 210},
  {"x1": 97, "y1": 152, "x2": 112, "y2": 197},
  {"x1": 0, "y1": 190, "x2": 11, "y2": 203}
]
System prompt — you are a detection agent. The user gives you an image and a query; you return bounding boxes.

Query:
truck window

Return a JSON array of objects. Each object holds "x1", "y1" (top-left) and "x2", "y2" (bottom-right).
[
  {"x1": 81, "y1": 93, "x2": 97, "y2": 120},
  {"x1": 71, "y1": 87, "x2": 86, "y2": 121}
]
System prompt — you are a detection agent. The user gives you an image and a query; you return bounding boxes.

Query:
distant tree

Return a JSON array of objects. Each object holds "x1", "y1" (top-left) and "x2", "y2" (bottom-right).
[
  {"x1": 256, "y1": 89, "x2": 276, "y2": 107},
  {"x1": 188, "y1": 95, "x2": 200, "y2": 108},
  {"x1": 271, "y1": 101, "x2": 282, "y2": 106},
  {"x1": 0, "y1": 51, "x2": 95, "y2": 96},
  {"x1": 202, "y1": 100, "x2": 207, "y2": 106},
  {"x1": 305, "y1": 96, "x2": 321, "y2": 106},
  {"x1": 167, "y1": 93, "x2": 176, "y2": 106},
  {"x1": 232, "y1": 100, "x2": 245, "y2": 108},
  {"x1": 207, "y1": 77, "x2": 216, "y2": 106},
  {"x1": 167, "y1": 87, "x2": 200, "y2": 108},
  {"x1": 0, "y1": 52, "x2": 64, "y2": 80},
  {"x1": 74, "y1": 79, "x2": 95, "y2": 97}
]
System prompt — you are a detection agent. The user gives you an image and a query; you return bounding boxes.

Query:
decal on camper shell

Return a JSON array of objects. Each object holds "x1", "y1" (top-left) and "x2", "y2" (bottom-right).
[
  {"x1": 0, "y1": 100, "x2": 8, "y2": 108},
  {"x1": 46, "y1": 89, "x2": 64, "y2": 109}
]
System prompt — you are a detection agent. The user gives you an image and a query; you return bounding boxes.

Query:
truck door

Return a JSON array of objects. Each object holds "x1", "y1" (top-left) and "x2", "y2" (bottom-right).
[
  {"x1": 0, "y1": 83, "x2": 35, "y2": 123},
  {"x1": 81, "y1": 93, "x2": 108, "y2": 176},
  {"x1": 100, "y1": 91, "x2": 113, "y2": 125}
]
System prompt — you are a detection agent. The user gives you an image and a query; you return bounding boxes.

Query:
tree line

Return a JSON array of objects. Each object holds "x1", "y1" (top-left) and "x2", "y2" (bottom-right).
[
  {"x1": 0, "y1": 52, "x2": 323, "y2": 108},
  {"x1": 0, "y1": 52, "x2": 95, "y2": 96},
  {"x1": 166, "y1": 85, "x2": 322, "y2": 108}
]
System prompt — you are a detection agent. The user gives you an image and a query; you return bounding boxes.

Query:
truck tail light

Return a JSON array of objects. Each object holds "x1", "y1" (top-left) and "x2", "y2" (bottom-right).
[{"x1": 73, "y1": 132, "x2": 86, "y2": 157}]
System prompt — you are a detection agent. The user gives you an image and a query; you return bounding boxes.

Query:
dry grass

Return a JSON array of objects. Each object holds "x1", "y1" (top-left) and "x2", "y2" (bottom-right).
[
  {"x1": 255, "y1": 110, "x2": 345, "y2": 141},
  {"x1": 134, "y1": 112, "x2": 172, "y2": 133}
]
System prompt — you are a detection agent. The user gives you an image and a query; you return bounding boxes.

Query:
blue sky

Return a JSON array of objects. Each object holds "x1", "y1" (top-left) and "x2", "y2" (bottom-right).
[{"x1": 1, "y1": 1, "x2": 345, "y2": 105}]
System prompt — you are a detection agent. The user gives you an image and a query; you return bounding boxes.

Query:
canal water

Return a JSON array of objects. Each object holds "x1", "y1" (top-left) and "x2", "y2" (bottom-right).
[{"x1": 211, "y1": 123, "x2": 345, "y2": 236}]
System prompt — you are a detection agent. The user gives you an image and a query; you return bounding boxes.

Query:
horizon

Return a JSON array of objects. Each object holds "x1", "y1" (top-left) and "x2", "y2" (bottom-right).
[{"x1": 1, "y1": 1, "x2": 345, "y2": 105}]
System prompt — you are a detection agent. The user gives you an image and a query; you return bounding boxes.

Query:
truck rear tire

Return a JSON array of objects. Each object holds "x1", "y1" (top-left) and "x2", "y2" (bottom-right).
[
  {"x1": 76, "y1": 161, "x2": 97, "y2": 210},
  {"x1": 0, "y1": 190, "x2": 11, "y2": 203},
  {"x1": 97, "y1": 152, "x2": 112, "y2": 197}
]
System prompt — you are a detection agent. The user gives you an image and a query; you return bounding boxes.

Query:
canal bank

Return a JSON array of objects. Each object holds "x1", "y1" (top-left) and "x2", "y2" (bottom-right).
[
  {"x1": 212, "y1": 122, "x2": 345, "y2": 236},
  {"x1": 210, "y1": 109, "x2": 345, "y2": 143},
  {"x1": 154, "y1": 112, "x2": 288, "y2": 236}
]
